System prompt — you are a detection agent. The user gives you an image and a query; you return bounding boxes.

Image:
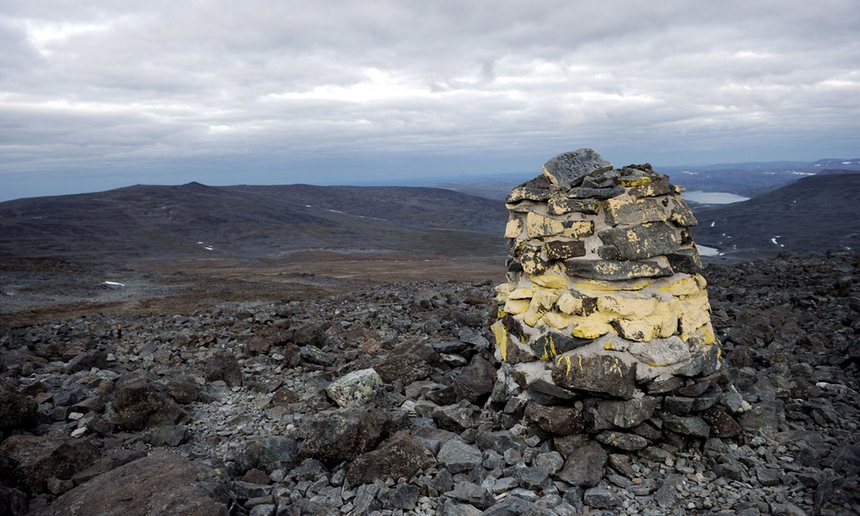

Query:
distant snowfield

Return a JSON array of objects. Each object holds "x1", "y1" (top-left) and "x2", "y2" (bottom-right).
[
  {"x1": 103, "y1": 281, "x2": 125, "y2": 287},
  {"x1": 684, "y1": 191, "x2": 750, "y2": 204}
]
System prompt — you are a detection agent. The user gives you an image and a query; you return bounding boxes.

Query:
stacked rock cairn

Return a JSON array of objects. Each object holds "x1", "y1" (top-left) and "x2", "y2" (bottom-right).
[{"x1": 491, "y1": 148, "x2": 741, "y2": 453}]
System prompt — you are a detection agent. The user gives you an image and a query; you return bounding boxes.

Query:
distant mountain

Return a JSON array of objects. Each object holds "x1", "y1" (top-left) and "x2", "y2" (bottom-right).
[
  {"x1": 692, "y1": 174, "x2": 860, "y2": 256},
  {"x1": 438, "y1": 159, "x2": 860, "y2": 201},
  {"x1": 0, "y1": 183, "x2": 508, "y2": 262}
]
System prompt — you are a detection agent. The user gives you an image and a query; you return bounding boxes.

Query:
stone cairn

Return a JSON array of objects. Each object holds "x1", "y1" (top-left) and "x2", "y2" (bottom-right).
[{"x1": 491, "y1": 148, "x2": 740, "y2": 454}]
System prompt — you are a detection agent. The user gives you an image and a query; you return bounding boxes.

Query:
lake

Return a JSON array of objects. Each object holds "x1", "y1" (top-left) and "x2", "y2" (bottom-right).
[
  {"x1": 684, "y1": 191, "x2": 750, "y2": 204},
  {"x1": 696, "y1": 244, "x2": 720, "y2": 257}
]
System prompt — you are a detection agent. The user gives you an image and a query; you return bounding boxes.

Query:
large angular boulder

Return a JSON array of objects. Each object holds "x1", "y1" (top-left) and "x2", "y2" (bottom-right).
[
  {"x1": 300, "y1": 408, "x2": 389, "y2": 465},
  {"x1": 0, "y1": 382, "x2": 37, "y2": 431},
  {"x1": 0, "y1": 436, "x2": 100, "y2": 494},
  {"x1": 346, "y1": 432, "x2": 436, "y2": 485},
  {"x1": 112, "y1": 379, "x2": 187, "y2": 431},
  {"x1": 31, "y1": 452, "x2": 231, "y2": 516}
]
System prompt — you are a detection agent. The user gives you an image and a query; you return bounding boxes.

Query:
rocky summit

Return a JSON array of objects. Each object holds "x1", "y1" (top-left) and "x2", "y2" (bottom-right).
[{"x1": 0, "y1": 154, "x2": 858, "y2": 515}]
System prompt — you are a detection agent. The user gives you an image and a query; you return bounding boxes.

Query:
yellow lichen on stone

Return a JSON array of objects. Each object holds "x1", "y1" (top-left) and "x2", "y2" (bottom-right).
[
  {"x1": 561, "y1": 221, "x2": 594, "y2": 239},
  {"x1": 537, "y1": 334, "x2": 559, "y2": 361},
  {"x1": 530, "y1": 274, "x2": 568, "y2": 289},
  {"x1": 651, "y1": 301, "x2": 680, "y2": 337},
  {"x1": 522, "y1": 307, "x2": 544, "y2": 327},
  {"x1": 571, "y1": 314, "x2": 614, "y2": 339},
  {"x1": 544, "y1": 311, "x2": 575, "y2": 330},
  {"x1": 534, "y1": 288, "x2": 560, "y2": 310},
  {"x1": 508, "y1": 288, "x2": 534, "y2": 300},
  {"x1": 613, "y1": 318, "x2": 659, "y2": 342},
  {"x1": 556, "y1": 355, "x2": 573, "y2": 376},
  {"x1": 556, "y1": 292, "x2": 585, "y2": 315},
  {"x1": 693, "y1": 273, "x2": 708, "y2": 289},
  {"x1": 679, "y1": 292, "x2": 712, "y2": 339},
  {"x1": 658, "y1": 274, "x2": 701, "y2": 296},
  {"x1": 504, "y1": 217, "x2": 523, "y2": 238},
  {"x1": 597, "y1": 294, "x2": 658, "y2": 318},
  {"x1": 526, "y1": 212, "x2": 565, "y2": 238},
  {"x1": 573, "y1": 279, "x2": 652, "y2": 294},
  {"x1": 495, "y1": 283, "x2": 513, "y2": 296},
  {"x1": 696, "y1": 321, "x2": 717, "y2": 345},
  {"x1": 619, "y1": 177, "x2": 652, "y2": 187},
  {"x1": 503, "y1": 299, "x2": 530, "y2": 315},
  {"x1": 491, "y1": 320, "x2": 508, "y2": 361}
]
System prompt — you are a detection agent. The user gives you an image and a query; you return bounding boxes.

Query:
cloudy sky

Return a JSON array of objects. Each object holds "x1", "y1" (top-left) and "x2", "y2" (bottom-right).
[{"x1": 1, "y1": 0, "x2": 858, "y2": 200}]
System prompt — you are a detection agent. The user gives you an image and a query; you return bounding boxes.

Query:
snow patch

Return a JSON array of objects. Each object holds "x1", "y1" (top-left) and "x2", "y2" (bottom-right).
[
  {"x1": 305, "y1": 204, "x2": 312, "y2": 208},
  {"x1": 710, "y1": 221, "x2": 716, "y2": 228},
  {"x1": 326, "y1": 209, "x2": 344, "y2": 214},
  {"x1": 103, "y1": 281, "x2": 125, "y2": 287},
  {"x1": 204, "y1": 246, "x2": 214, "y2": 251}
]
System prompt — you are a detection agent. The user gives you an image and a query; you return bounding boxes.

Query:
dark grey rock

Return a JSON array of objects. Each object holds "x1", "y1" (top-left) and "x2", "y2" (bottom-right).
[
  {"x1": 450, "y1": 356, "x2": 496, "y2": 404},
  {"x1": 437, "y1": 439, "x2": 482, "y2": 474},
  {"x1": 666, "y1": 248, "x2": 703, "y2": 274},
  {"x1": 432, "y1": 401, "x2": 481, "y2": 432},
  {"x1": 523, "y1": 402, "x2": 584, "y2": 435},
  {"x1": 664, "y1": 396, "x2": 697, "y2": 415},
  {"x1": 386, "y1": 483, "x2": 419, "y2": 510},
  {"x1": 0, "y1": 382, "x2": 37, "y2": 431},
  {"x1": 544, "y1": 240, "x2": 586, "y2": 261},
  {"x1": 474, "y1": 430, "x2": 525, "y2": 455},
  {"x1": 233, "y1": 436, "x2": 299, "y2": 475},
  {"x1": 346, "y1": 431, "x2": 436, "y2": 485},
  {"x1": 564, "y1": 186, "x2": 625, "y2": 199},
  {"x1": 533, "y1": 451, "x2": 564, "y2": 476},
  {"x1": 739, "y1": 400, "x2": 784, "y2": 433},
  {"x1": 588, "y1": 397, "x2": 657, "y2": 430},
  {"x1": 299, "y1": 345, "x2": 335, "y2": 366},
  {"x1": 547, "y1": 197, "x2": 602, "y2": 215},
  {"x1": 203, "y1": 353, "x2": 243, "y2": 387},
  {"x1": 144, "y1": 424, "x2": 187, "y2": 447},
  {"x1": 530, "y1": 334, "x2": 589, "y2": 363},
  {"x1": 507, "y1": 176, "x2": 554, "y2": 203},
  {"x1": 551, "y1": 354, "x2": 637, "y2": 399},
  {"x1": 353, "y1": 484, "x2": 380, "y2": 514},
  {"x1": 563, "y1": 259, "x2": 674, "y2": 281},
  {"x1": 654, "y1": 474, "x2": 683, "y2": 508},
  {"x1": 583, "y1": 485, "x2": 618, "y2": 508},
  {"x1": 755, "y1": 464, "x2": 780, "y2": 486},
  {"x1": 700, "y1": 407, "x2": 742, "y2": 437},
  {"x1": 0, "y1": 485, "x2": 27, "y2": 516},
  {"x1": 661, "y1": 415, "x2": 710, "y2": 438},
  {"x1": 29, "y1": 452, "x2": 230, "y2": 516},
  {"x1": 300, "y1": 408, "x2": 388, "y2": 465},
  {"x1": 513, "y1": 465, "x2": 549, "y2": 490},
  {"x1": 598, "y1": 222, "x2": 682, "y2": 261},
  {"x1": 542, "y1": 149, "x2": 612, "y2": 188},
  {"x1": 446, "y1": 482, "x2": 494, "y2": 510},
  {"x1": 558, "y1": 442, "x2": 607, "y2": 488},
  {"x1": 112, "y1": 379, "x2": 187, "y2": 431},
  {"x1": 65, "y1": 350, "x2": 108, "y2": 373},
  {"x1": 595, "y1": 431, "x2": 648, "y2": 451},
  {"x1": 483, "y1": 495, "x2": 546, "y2": 515}
]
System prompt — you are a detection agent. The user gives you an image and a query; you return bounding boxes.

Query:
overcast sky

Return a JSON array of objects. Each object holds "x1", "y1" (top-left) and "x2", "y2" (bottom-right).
[{"x1": 1, "y1": 0, "x2": 858, "y2": 200}]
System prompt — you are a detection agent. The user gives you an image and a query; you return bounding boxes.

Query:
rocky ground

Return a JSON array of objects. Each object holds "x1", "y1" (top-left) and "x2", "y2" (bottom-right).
[{"x1": 0, "y1": 252, "x2": 857, "y2": 515}]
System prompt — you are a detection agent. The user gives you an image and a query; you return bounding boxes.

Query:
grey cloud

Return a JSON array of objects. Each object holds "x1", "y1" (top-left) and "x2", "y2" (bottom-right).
[{"x1": 0, "y1": 0, "x2": 858, "y2": 199}]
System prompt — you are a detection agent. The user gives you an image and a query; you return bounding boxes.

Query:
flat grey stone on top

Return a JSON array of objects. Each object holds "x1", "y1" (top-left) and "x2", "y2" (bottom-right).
[{"x1": 542, "y1": 148, "x2": 613, "y2": 188}]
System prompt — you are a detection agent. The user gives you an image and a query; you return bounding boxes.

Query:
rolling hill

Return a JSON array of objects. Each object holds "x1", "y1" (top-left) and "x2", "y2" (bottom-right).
[
  {"x1": 693, "y1": 173, "x2": 860, "y2": 257},
  {"x1": 0, "y1": 183, "x2": 509, "y2": 262}
]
